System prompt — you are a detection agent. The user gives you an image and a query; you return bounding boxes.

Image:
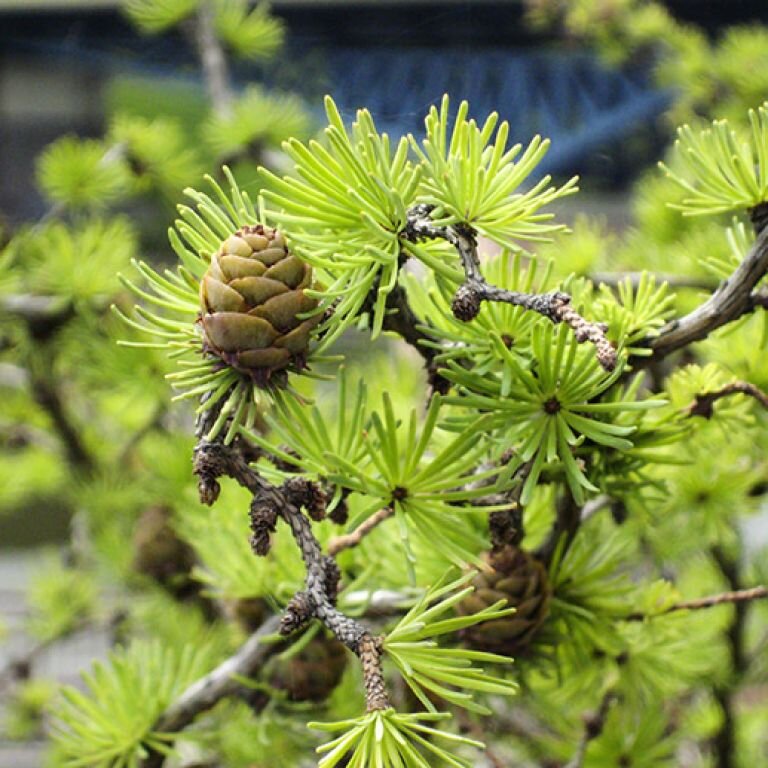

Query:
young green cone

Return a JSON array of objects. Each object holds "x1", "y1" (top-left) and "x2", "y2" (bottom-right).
[
  {"x1": 200, "y1": 225, "x2": 320, "y2": 386},
  {"x1": 459, "y1": 546, "x2": 551, "y2": 656}
]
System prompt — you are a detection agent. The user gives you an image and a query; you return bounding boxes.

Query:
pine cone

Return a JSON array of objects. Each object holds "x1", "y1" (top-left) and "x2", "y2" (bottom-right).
[
  {"x1": 268, "y1": 634, "x2": 347, "y2": 702},
  {"x1": 200, "y1": 225, "x2": 320, "y2": 385},
  {"x1": 458, "y1": 545, "x2": 551, "y2": 656},
  {"x1": 224, "y1": 596, "x2": 270, "y2": 634},
  {"x1": 132, "y1": 505, "x2": 196, "y2": 598}
]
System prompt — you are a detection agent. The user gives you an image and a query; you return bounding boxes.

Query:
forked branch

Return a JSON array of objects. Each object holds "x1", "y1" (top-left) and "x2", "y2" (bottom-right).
[
  {"x1": 193, "y1": 435, "x2": 389, "y2": 701},
  {"x1": 404, "y1": 205, "x2": 618, "y2": 371},
  {"x1": 142, "y1": 431, "x2": 392, "y2": 766}
]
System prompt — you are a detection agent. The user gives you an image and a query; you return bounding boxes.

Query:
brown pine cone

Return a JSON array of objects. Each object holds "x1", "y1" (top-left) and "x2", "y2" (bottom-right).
[
  {"x1": 458, "y1": 545, "x2": 551, "y2": 656},
  {"x1": 224, "y1": 596, "x2": 270, "y2": 634},
  {"x1": 267, "y1": 634, "x2": 347, "y2": 702},
  {"x1": 132, "y1": 505, "x2": 196, "y2": 598}
]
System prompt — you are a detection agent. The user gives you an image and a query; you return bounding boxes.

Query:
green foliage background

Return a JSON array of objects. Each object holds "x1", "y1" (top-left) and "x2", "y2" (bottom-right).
[{"x1": 1, "y1": 1, "x2": 768, "y2": 767}]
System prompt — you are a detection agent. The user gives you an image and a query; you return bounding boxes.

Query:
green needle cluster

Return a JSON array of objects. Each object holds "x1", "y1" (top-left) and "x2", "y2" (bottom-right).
[
  {"x1": 446, "y1": 322, "x2": 664, "y2": 503},
  {"x1": 660, "y1": 103, "x2": 768, "y2": 216}
]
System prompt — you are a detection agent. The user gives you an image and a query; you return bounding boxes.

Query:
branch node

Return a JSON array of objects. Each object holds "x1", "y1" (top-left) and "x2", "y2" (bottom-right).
[
  {"x1": 282, "y1": 477, "x2": 327, "y2": 521},
  {"x1": 404, "y1": 206, "x2": 616, "y2": 370}
]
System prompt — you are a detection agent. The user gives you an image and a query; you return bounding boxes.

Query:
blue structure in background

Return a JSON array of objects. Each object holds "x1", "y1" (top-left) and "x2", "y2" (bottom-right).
[
  {"x1": 3, "y1": 32, "x2": 672, "y2": 177},
  {"x1": 325, "y1": 47, "x2": 672, "y2": 175}
]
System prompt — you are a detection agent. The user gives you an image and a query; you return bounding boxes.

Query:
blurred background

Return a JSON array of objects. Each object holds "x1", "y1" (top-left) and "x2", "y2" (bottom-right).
[
  {"x1": 1, "y1": 0, "x2": 763, "y2": 224},
  {"x1": 1, "y1": 0, "x2": 767, "y2": 765}
]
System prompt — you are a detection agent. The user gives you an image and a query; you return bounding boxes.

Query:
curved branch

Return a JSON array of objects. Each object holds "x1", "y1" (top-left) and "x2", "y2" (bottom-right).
[
  {"x1": 193, "y1": 436, "x2": 390, "y2": 693},
  {"x1": 142, "y1": 432, "x2": 395, "y2": 766},
  {"x1": 687, "y1": 381, "x2": 768, "y2": 418},
  {"x1": 634, "y1": 224, "x2": 768, "y2": 366},
  {"x1": 155, "y1": 614, "x2": 280, "y2": 734}
]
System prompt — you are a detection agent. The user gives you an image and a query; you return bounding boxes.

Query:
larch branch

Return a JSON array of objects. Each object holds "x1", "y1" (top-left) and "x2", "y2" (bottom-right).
[
  {"x1": 634, "y1": 224, "x2": 768, "y2": 366},
  {"x1": 687, "y1": 381, "x2": 768, "y2": 418},
  {"x1": 628, "y1": 586, "x2": 768, "y2": 621},
  {"x1": 194, "y1": 0, "x2": 234, "y2": 117},
  {"x1": 404, "y1": 205, "x2": 617, "y2": 371}
]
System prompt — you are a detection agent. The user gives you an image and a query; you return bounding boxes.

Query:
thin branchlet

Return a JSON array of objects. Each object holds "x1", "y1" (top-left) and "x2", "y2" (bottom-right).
[
  {"x1": 564, "y1": 690, "x2": 618, "y2": 768},
  {"x1": 686, "y1": 381, "x2": 768, "y2": 418},
  {"x1": 626, "y1": 585, "x2": 768, "y2": 621},
  {"x1": 404, "y1": 205, "x2": 618, "y2": 370},
  {"x1": 327, "y1": 506, "x2": 394, "y2": 556}
]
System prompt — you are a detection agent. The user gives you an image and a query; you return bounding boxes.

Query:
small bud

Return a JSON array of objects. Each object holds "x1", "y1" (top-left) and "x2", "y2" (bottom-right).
[
  {"x1": 328, "y1": 493, "x2": 349, "y2": 525},
  {"x1": 249, "y1": 498, "x2": 278, "y2": 556},
  {"x1": 283, "y1": 477, "x2": 327, "y2": 520},
  {"x1": 280, "y1": 591, "x2": 314, "y2": 635},
  {"x1": 451, "y1": 283, "x2": 482, "y2": 321},
  {"x1": 198, "y1": 475, "x2": 220, "y2": 506}
]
